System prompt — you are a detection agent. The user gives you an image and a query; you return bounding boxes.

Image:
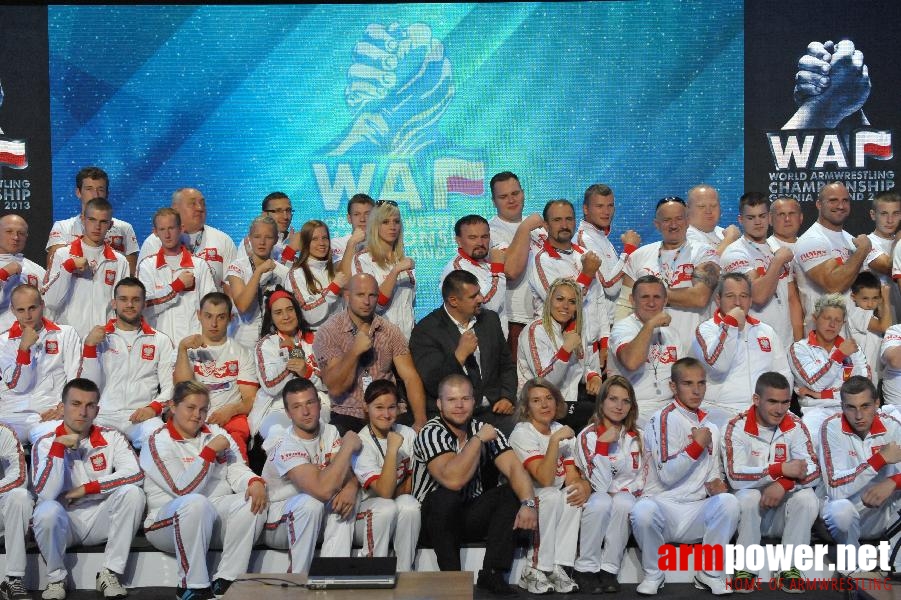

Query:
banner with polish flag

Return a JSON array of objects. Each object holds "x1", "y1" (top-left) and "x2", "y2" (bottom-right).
[
  {"x1": 856, "y1": 129, "x2": 893, "y2": 161},
  {"x1": 0, "y1": 138, "x2": 28, "y2": 169}
]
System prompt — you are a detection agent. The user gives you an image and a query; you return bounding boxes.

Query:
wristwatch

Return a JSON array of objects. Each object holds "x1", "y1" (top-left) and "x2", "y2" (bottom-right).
[{"x1": 520, "y1": 498, "x2": 536, "y2": 509}]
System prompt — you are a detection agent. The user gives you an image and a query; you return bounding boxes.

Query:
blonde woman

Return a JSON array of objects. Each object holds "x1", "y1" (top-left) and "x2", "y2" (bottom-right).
[
  {"x1": 572, "y1": 375, "x2": 644, "y2": 593},
  {"x1": 351, "y1": 201, "x2": 416, "y2": 339},
  {"x1": 517, "y1": 278, "x2": 601, "y2": 429},
  {"x1": 509, "y1": 378, "x2": 588, "y2": 594},
  {"x1": 226, "y1": 214, "x2": 289, "y2": 349},
  {"x1": 286, "y1": 220, "x2": 347, "y2": 331}
]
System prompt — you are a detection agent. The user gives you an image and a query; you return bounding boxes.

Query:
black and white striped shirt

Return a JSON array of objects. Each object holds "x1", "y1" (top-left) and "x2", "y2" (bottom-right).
[{"x1": 412, "y1": 416, "x2": 511, "y2": 502}]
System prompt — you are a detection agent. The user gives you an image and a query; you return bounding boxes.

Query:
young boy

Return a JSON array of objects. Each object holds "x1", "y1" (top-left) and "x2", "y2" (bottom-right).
[{"x1": 849, "y1": 271, "x2": 892, "y2": 385}]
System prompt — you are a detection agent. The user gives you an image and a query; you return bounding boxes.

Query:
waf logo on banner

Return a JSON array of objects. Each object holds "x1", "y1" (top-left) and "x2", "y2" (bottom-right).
[{"x1": 0, "y1": 82, "x2": 27, "y2": 170}]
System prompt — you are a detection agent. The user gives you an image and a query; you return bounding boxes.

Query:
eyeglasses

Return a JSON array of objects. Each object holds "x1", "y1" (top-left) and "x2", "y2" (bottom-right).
[
  {"x1": 375, "y1": 200, "x2": 398, "y2": 207},
  {"x1": 265, "y1": 208, "x2": 293, "y2": 215}
]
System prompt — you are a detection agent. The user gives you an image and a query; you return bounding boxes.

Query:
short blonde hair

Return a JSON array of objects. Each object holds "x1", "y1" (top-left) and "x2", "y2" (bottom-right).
[{"x1": 813, "y1": 293, "x2": 846, "y2": 318}]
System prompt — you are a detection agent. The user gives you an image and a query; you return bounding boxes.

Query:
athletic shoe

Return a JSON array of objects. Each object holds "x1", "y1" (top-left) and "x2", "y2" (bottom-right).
[
  {"x1": 41, "y1": 581, "x2": 66, "y2": 600},
  {"x1": 572, "y1": 570, "x2": 602, "y2": 594},
  {"x1": 518, "y1": 566, "x2": 552, "y2": 595},
  {"x1": 175, "y1": 587, "x2": 214, "y2": 600},
  {"x1": 96, "y1": 568, "x2": 128, "y2": 598},
  {"x1": 636, "y1": 577, "x2": 665, "y2": 596},
  {"x1": 211, "y1": 579, "x2": 233, "y2": 598},
  {"x1": 0, "y1": 577, "x2": 30, "y2": 600},
  {"x1": 694, "y1": 571, "x2": 733, "y2": 595},
  {"x1": 729, "y1": 570, "x2": 756, "y2": 594},
  {"x1": 778, "y1": 567, "x2": 804, "y2": 593},
  {"x1": 548, "y1": 565, "x2": 578, "y2": 594},
  {"x1": 597, "y1": 569, "x2": 621, "y2": 593},
  {"x1": 477, "y1": 569, "x2": 517, "y2": 596}
]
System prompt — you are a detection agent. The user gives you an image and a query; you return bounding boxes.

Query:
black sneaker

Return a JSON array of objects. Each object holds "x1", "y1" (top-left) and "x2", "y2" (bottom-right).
[
  {"x1": 597, "y1": 569, "x2": 621, "y2": 593},
  {"x1": 572, "y1": 570, "x2": 603, "y2": 595},
  {"x1": 477, "y1": 569, "x2": 517, "y2": 596},
  {"x1": 0, "y1": 577, "x2": 29, "y2": 600},
  {"x1": 175, "y1": 587, "x2": 214, "y2": 600},
  {"x1": 211, "y1": 579, "x2": 233, "y2": 598}
]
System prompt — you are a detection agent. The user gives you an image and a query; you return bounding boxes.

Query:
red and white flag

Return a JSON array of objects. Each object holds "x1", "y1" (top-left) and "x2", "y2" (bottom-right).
[
  {"x1": 855, "y1": 129, "x2": 892, "y2": 166},
  {"x1": 0, "y1": 138, "x2": 27, "y2": 169}
]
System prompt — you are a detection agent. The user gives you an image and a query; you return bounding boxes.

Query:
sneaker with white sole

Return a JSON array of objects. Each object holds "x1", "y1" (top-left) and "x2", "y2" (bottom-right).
[
  {"x1": 96, "y1": 568, "x2": 128, "y2": 598},
  {"x1": 778, "y1": 566, "x2": 804, "y2": 594},
  {"x1": 42, "y1": 580, "x2": 66, "y2": 600},
  {"x1": 518, "y1": 566, "x2": 553, "y2": 595},
  {"x1": 694, "y1": 571, "x2": 732, "y2": 595},
  {"x1": 548, "y1": 565, "x2": 578, "y2": 594},
  {"x1": 0, "y1": 577, "x2": 30, "y2": 600},
  {"x1": 636, "y1": 577, "x2": 665, "y2": 596}
]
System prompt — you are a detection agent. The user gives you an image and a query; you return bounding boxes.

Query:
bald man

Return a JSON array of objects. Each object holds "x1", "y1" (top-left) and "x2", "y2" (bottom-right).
[
  {"x1": 137, "y1": 188, "x2": 237, "y2": 290},
  {"x1": 686, "y1": 184, "x2": 741, "y2": 256},
  {"x1": 314, "y1": 273, "x2": 427, "y2": 434},
  {"x1": 0, "y1": 214, "x2": 45, "y2": 331}
]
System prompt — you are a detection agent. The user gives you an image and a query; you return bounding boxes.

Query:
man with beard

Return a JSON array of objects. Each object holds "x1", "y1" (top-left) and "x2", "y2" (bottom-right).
[
  {"x1": 411, "y1": 269, "x2": 517, "y2": 433},
  {"x1": 261, "y1": 377, "x2": 362, "y2": 574},
  {"x1": 413, "y1": 374, "x2": 538, "y2": 595},
  {"x1": 0, "y1": 284, "x2": 81, "y2": 444},
  {"x1": 0, "y1": 213, "x2": 45, "y2": 331},
  {"x1": 529, "y1": 200, "x2": 604, "y2": 346},
  {"x1": 794, "y1": 182, "x2": 871, "y2": 328},
  {"x1": 80, "y1": 277, "x2": 175, "y2": 447}
]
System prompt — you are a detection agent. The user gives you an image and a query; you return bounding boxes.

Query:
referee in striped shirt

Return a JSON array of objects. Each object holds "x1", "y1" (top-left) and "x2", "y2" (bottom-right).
[{"x1": 413, "y1": 373, "x2": 538, "y2": 595}]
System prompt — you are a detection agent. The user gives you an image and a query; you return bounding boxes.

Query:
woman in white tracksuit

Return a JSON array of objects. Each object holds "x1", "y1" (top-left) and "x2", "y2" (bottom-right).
[
  {"x1": 572, "y1": 375, "x2": 645, "y2": 594},
  {"x1": 286, "y1": 219, "x2": 348, "y2": 331},
  {"x1": 352, "y1": 379, "x2": 421, "y2": 571},
  {"x1": 250, "y1": 289, "x2": 328, "y2": 439},
  {"x1": 509, "y1": 378, "x2": 588, "y2": 595},
  {"x1": 141, "y1": 381, "x2": 267, "y2": 599}
]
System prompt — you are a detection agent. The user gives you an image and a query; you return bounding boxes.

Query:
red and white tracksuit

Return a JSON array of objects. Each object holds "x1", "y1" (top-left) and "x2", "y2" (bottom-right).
[
  {"x1": 576, "y1": 221, "x2": 633, "y2": 343},
  {"x1": 509, "y1": 421, "x2": 580, "y2": 572},
  {"x1": 225, "y1": 256, "x2": 290, "y2": 350},
  {"x1": 0, "y1": 423, "x2": 32, "y2": 579},
  {"x1": 139, "y1": 226, "x2": 237, "y2": 291},
  {"x1": 79, "y1": 319, "x2": 174, "y2": 446},
  {"x1": 631, "y1": 401, "x2": 739, "y2": 583},
  {"x1": 572, "y1": 424, "x2": 644, "y2": 575},
  {"x1": 32, "y1": 424, "x2": 145, "y2": 583},
  {"x1": 261, "y1": 424, "x2": 355, "y2": 574},
  {"x1": 818, "y1": 412, "x2": 901, "y2": 571},
  {"x1": 0, "y1": 318, "x2": 82, "y2": 443},
  {"x1": 721, "y1": 410, "x2": 820, "y2": 548},
  {"x1": 517, "y1": 318, "x2": 601, "y2": 404},
  {"x1": 285, "y1": 260, "x2": 344, "y2": 331},
  {"x1": 352, "y1": 424, "x2": 421, "y2": 572},
  {"x1": 441, "y1": 249, "x2": 508, "y2": 337},
  {"x1": 47, "y1": 215, "x2": 139, "y2": 257},
  {"x1": 41, "y1": 239, "x2": 129, "y2": 339},
  {"x1": 141, "y1": 421, "x2": 264, "y2": 589},
  {"x1": 138, "y1": 246, "x2": 217, "y2": 346},
  {"x1": 488, "y1": 217, "x2": 546, "y2": 326}
]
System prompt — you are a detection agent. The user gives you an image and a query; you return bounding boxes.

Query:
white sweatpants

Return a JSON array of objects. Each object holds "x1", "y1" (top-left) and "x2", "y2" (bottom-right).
[
  {"x1": 94, "y1": 412, "x2": 164, "y2": 449},
  {"x1": 735, "y1": 487, "x2": 818, "y2": 548},
  {"x1": 575, "y1": 490, "x2": 636, "y2": 574},
  {"x1": 353, "y1": 494, "x2": 421, "y2": 572},
  {"x1": 822, "y1": 493, "x2": 901, "y2": 571},
  {"x1": 630, "y1": 493, "x2": 740, "y2": 582},
  {"x1": 32, "y1": 484, "x2": 145, "y2": 584},
  {"x1": 522, "y1": 485, "x2": 580, "y2": 572},
  {"x1": 263, "y1": 493, "x2": 356, "y2": 574},
  {"x1": 0, "y1": 488, "x2": 33, "y2": 578},
  {"x1": 144, "y1": 493, "x2": 265, "y2": 589},
  {"x1": 801, "y1": 405, "x2": 841, "y2": 450}
]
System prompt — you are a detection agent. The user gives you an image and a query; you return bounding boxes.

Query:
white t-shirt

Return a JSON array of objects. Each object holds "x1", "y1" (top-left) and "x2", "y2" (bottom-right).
[
  {"x1": 488, "y1": 216, "x2": 546, "y2": 324},
  {"x1": 794, "y1": 221, "x2": 855, "y2": 325},
  {"x1": 353, "y1": 424, "x2": 416, "y2": 501}
]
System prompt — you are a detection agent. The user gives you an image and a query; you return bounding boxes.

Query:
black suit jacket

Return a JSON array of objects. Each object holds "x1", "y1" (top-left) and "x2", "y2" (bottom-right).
[{"x1": 409, "y1": 306, "x2": 517, "y2": 416}]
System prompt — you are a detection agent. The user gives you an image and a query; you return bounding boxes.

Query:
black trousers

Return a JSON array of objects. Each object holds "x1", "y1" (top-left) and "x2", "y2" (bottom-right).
[
  {"x1": 328, "y1": 411, "x2": 368, "y2": 435},
  {"x1": 420, "y1": 484, "x2": 520, "y2": 572}
]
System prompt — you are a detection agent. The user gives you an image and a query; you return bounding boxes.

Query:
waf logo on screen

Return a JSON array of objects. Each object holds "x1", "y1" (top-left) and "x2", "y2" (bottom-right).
[
  {"x1": 0, "y1": 81, "x2": 27, "y2": 170},
  {"x1": 313, "y1": 23, "x2": 485, "y2": 214}
]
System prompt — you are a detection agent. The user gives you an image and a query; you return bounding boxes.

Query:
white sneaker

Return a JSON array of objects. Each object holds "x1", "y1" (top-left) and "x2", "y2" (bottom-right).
[
  {"x1": 694, "y1": 571, "x2": 733, "y2": 595},
  {"x1": 42, "y1": 580, "x2": 66, "y2": 600},
  {"x1": 518, "y1": 566, "x2": 554, "y2": 594},
  {"x1": 96, "y1": 567, "x2": 128, "y2": 598},
  {"x1": 548, "y1": 565, "x2": 578, "y2": 594},
  {"x1": 636, "y1": 577, "x2": 665, "y2": 596}
]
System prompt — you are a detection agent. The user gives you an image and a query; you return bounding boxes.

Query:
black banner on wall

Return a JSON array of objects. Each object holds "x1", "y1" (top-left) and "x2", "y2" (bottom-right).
[
  {"x1": 744, "y1": 0, "x2": 899, "y2": 235},
  {"x1": 0, "y1": 6, "x2": 51, "y2": 262}
]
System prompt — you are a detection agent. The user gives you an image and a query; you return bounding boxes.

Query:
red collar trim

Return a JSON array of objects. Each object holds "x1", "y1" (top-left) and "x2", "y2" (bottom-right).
[
  {"x1": 841, "y1": 414, "x2": 887, "y2": 436},
  {"x1": 807, "y1": 330, "x2": 842, "y2": 350},
  {"x1": 713, "y1": 311, "x2": 760, "y2": 327},
  {"x1": 8, "y1": 318, "x2": 60, "y2": 339},
  {"x1": 166, "y1": 418, "x2": 211, "y2": 441},
  {"x1": 54, "y1": 423, "x2": 107, "y2": 448},
  {"x1": 456, "y1": 247, "x2": 486, "y2": 266},
  {"x1": 743, "y1": 407, "x2": 794, "y2": 435},
  {"x1": 155, "y1": 245, "x2": 194, "y2": 269},
  {"x1": 542, "y1": 241, "x2": 585, "y2": 258},
  {"x1": 675, "y1": 398, "x2": 706, "y2": 422},
  {"x1": 105, "y1": 318, "x2": 155, "y2": 335},
  {"x1": 70, "y1": 237, "x2": 116, "y2": 260}
]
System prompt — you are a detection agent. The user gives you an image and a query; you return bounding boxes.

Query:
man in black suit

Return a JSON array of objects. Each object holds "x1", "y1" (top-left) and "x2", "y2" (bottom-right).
[{"x1": 410, "y1": 269, "x2": 518, "y2": 435}]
